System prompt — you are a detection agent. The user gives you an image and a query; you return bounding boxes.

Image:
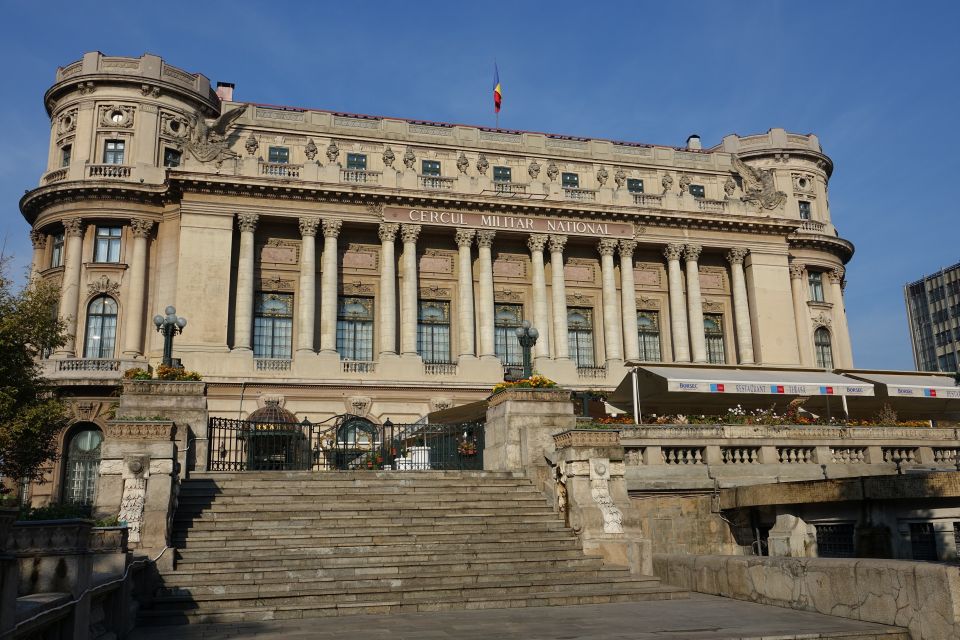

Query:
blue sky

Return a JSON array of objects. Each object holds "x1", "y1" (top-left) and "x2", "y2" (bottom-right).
[{"x1": 1, "y1": 0, "x2": 957, "y2": 370}]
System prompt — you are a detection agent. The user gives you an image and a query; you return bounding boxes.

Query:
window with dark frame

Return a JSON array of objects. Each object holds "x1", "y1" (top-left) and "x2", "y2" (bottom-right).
[
  {"x1": 93, "y1": 227, "x2": 122, "y2": 263},
  {"x1": 268, "y1": 146, "x2": 289, "y2": 163},
  {"x1": 253, "y1": 293, "x2": 293, "y2": 359},
  {"x1": 814, "y1": 327, "x2": 834, "y2": 369},
  {"x1": 336, "y1": 296, "x2": 374, "y2": 361},
  {"x1": 808, "y1": 271, "x2": 825, "y2": 302},
  {"x1": 799, "y1": 200, "x2": 812, "y2": 220},
  {"x1": 704, "y1": 314, "x2": 725, "y2": 364},
  {"x1": 494, "y1": 304, "x2": 523, "y2": 365},
  {"x1": 103, "y1": 139, "x2": 125, "y2": 164},
  {"x1": 493, "y1": 166, "x2": 512, "y2": 183},
  {"x1": 51, "y1": 233, "x2": 64, "y2": 268},
  {"x1": 417, "y1": 300, "x2": 451, "y2": 363},
  {"x1": 562, "y1": 172, "x2": 580, "y2": 189},
  {"x1": 422, "y1": 160, "x2": 441, "y2": 176},
  {"x1": 567, "y1": 307, "x2": 595, "y2": 368},
  {"x1": 689, "y1": 184, "x2": 705, "y2": 198},
  {"x1": 163, "y1": 148, "x2": 182, "y2": 168},
  {"x1": 61, "y1": 145, "x2": 72, "y2": 167},
  {"x1": 637, "y1": 311, "x2": 662, "y2": 362},
  {"x1": 84, "y1": 295, "x2": 118, "y2": 359},
  {"x1": 815, "y1": 523, "x2": 855, "y2": 558},
  {"x1": 346, "y1": 153, "x2": 367, "y2": 171},
  {"x1": 627, "y1": 178, "x2": 644, "y2": 193}
]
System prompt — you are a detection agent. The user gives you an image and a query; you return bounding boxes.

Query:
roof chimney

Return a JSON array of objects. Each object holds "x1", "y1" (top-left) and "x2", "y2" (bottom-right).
[
  {"x1": 686, "y1": 134, "x2": 701, "y2": 151},
  {"x1": 216, "y1": 82, "x2": 235, "y2": 102}
]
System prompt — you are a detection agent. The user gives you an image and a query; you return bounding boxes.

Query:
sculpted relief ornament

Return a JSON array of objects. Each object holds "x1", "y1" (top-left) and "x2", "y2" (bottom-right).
[
  {"x1": 456, "y1": 152, "x2": 469, "y2": 174},
  {"x1": 382, "y1": 147, "x2": 395, "y2": 168},
  {"x1": 185, "y1": 104, "x2": 248, "y2": 164},
  {"x1": 661, "y1": 173, "x2": 673, "y2": 194},
  {"x1": 731, "y1": 155, "x2": 787, "y2": 210},
  {"x1": 304, "y1": 139, "x2": 318, "y2": 161},
  {"x1": 476, "y1": 154, "x2": 489, "y2": 175},
  {"x1": 403, "y1": 148, "x2": 417, "y2": 170},
  {"x1": 528, "y1": 160, "x2": 541, "y2": 179}
]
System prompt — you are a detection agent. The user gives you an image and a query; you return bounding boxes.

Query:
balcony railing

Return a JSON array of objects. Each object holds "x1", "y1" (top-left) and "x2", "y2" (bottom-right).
[
  {"x1": 564, "y1": 188, "x2": 597, "y2": 202},
  {"x1": 697, "y1": 199, "x2": 727, "y2": 213},
  {"x1": 88, "y1": 164, "x2": 132, "y2": 179},
  {"x1": 494, "y1": 182, "x2": 526, "y2": 195},
  {"x1": 260, "y1": 162, "x2": 301, "y2": 178},
  {"x1": 341, "y1": 169, "x2": 381, "y2": 185},
  {"x1": 342, "y1": 361, "x2": 377, "y2": 374},
  {"x1": 424, "y1": 362, "x2": 458, "y2": 376},
  {"x1": 576, "y1": 366, "x2": 607, "y2": 379},
  {"x1": 57, "y1": 358, "x2": 123, "y2": 372},
  {"x1": 255, "y1": 358, "x2": 291, "y2": 371},
  {"x1": 797, "y1": 220, "x2": 827, "y2": 233},
  {"x1": 42, "y1": 357, "x2": 141, "y2": 381},
  {"x1": 420, "y1": 175, "x2": 454, "y2": 190},
  {"x1": 43, "y1": 168, "x2": 69, "y2": 184},
  {"x1": 632, "y1": 193, "x2": 662, "y2": 207}
]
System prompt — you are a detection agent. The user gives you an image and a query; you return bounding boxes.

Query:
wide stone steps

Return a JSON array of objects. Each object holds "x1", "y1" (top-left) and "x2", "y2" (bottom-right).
[{"x1": 173, "y1": 530, "x2": 576, "y2": 549}]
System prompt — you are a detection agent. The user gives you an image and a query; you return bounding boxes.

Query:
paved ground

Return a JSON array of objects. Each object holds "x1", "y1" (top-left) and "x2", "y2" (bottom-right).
[{"x1": 130, "y1": 594, "x2": 905, "y2": 639}]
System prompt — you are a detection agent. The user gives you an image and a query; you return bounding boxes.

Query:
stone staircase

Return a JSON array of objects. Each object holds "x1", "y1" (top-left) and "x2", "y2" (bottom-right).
[{"x1": 139, "y1": 470, "x2": 685, "y2": 624}]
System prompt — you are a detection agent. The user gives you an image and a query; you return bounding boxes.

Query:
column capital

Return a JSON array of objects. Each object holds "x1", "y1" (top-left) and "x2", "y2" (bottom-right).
[
  {"x1": 789, "y1": 263, "x2": 807, "y2": 280},
  {"x1": 598, "y1": 238, "x2": 618, "y2": 257},
  {"x1": 63, "y1": 218, "x2": 85, "y2": 237},
  {"x1": 322, "y1": 219, "x2": 343, "y2": 238},
  {"x1": 548, "y1": 234, "x2": 567, "y2": 253},
  {"x1": 130, "y1": 218, "x2": 155, "y2": 239},
  {"x1": 30, "y1": 229, "x2": 46, "y2": 249},
  {"x1": 455, "y1": 228, "x2": 476, "y2": 248},
  {"x1": 683, "y1": 244, "x2": 702, "y2": 262},
  {"x1": 527, "y1": 234, "x2": 548, "y2": 253},
  {"x1": 378, "y1": 222, "x2": 399, "y2": 242},
  {"x1": 237, "y1": 213, "x2": 259, "y2": 233},
  {"x1": 663, "y1": 243, "x2": 684, "y2": 261},
  {"x1": 618, "y1": 239, "x2": 637, "y2": 257},
  {"x1": 828, "y1": 266, "x2": 845, "y2": 284},
  {"x1": 298, "y1": 216, "x2": 320, "y2": 237},
  {"x1": 400, "y1": 223, "x2": 421, "y2": 243},
  {"x1": 725, "y1": 247, "x2": 749, "y2": 265},
  {"x1": 476, "y1": 230, "x2": 496, "y2": 248}
]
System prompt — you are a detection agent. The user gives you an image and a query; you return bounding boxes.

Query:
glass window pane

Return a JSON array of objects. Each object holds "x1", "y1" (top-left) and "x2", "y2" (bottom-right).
[
  {"x1": 567, "y1": 307, "x2": 594, "y2": 367},
  {"x1": 84, "y1": 295, "x2": 118, "y2": 358},
  {"x1": 704, "y1": 313, "x2": 725, "y2": 364},
  {"x1": 337, "y1": 296, "x2": 374, "y2": 360},
  {"x1": 562, "y1": 172, "x2": 579, "y2": 188},
  {"x1": 808, "y1": 272, "x2": 824, "y2": 302},
  {"x1": 493, "y1": 166, "x2": 512, "y2": 183},
  {"x1": 689, "y1": 184, "x2": 705, "y2": 198},
  {"x1": 494, "y1": 304, "x2": 523, "y2": 365},
  {"x1": 422, "y1": 160, "x2": 441, "y2": 176},
  {"x1": 627, "y1": 178, "x2": 644, "y2": 193},
  {"x1": 253, "y1": 293, "x2": 293, "y2": 358},
  {"x1": 51, "y1": 234, "x2": 64, "y2": 268},
  {"x1": 268, "y1": 147, "x2": 289, "y2": 163},
  {"x1": 418, "y1": 300, "x2": 450, "y2": 363},
  {"x1": 61, "y1": 145, "x2": 72, "y2": 167},
  {"x1": 814, "y1": 328, "x2": 833, "y2": 368},
  {"x1": 93, "y1": 227, "x2": 122, "y2": 263},
  {"x1": 799, "y1": 201, "x2": 812, "y2": 220},
  {"x1": 346, "y1": 153, "x2": 367, "y2": 170},
  {"x1": 637, "y1": 311, "x2": 661, "y2": 362}
]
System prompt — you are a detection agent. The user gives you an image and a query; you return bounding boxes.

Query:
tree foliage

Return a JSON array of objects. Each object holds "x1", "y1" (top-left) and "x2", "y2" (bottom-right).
[{"x1": 0, "y1": 259, "x2": 68, "y2": 486}]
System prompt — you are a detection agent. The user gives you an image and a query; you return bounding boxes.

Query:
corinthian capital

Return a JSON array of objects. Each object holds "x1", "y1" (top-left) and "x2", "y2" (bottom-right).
[
  {"x1": 683, "y1": 244, "x2": 702, "y2": 262},
  {"x1": 30, "y1": 230, "x2": 46, "y2": 249},
  {"x1": 322, "y1": 219, "x2": 343, "y2": 239},
  {"x1": 828, "y1": 266, "x2": 845, "y2": 284},
  {"x1": 527, "y1": 234, "x2": 548, "y2": 253},
  {"x1": 63, "y1": 218, "x2": 84, "y2": 237},
  {"x1": 455, "y1": 228, "x2": 476, "y2": 248},
  {"x1": 663, "y1": 243, "x2": 684, "y2": 261},
  {"x1": 597, "y1": 238, "x2": 618, "y2": 257},
  {"x1": 378, "y1": 222, "x2": 399, "y2": 243},
  {"x1": 725, "y1": 247, "x2": 749, "y2": 265},
  {"x1": 237, "y1": 213, "x2": 259, "y2": 234},
  {"x1": 788, "y1": 264, "x2": 806, "y2": 280},
  {"x1": 618, "y1": 239, "x2": 637, "y2": 258},
  {"x1": 298, "y1": 216, "x2": 320, "y2": 237},
  {"x1": 548, "y1": 234, "x2": 567, "y2": 254},
  {"x1": 475, "y1": 230, "x2": 496, "y2": 249},
  {"x1": 400, "y1": 224, "x2": 421, "y2": 244},
  {"x1": 130, "y1": 218, "x2": 155, "y2": 239}
]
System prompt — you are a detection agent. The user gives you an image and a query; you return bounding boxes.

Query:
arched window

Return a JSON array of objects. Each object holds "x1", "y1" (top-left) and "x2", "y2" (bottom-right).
[
  {"x1": 63, "y1": 425, "x2": 103, "y2": 505},
  {"x1": 84, "y1": 295, "x2": 118, "y2": 359},
  {"x1": 704, "y1": 314, "x2": 726, "y2": 364},
  {"x1": 814, "y1": 327, "x2": 834, "y2": 369}
]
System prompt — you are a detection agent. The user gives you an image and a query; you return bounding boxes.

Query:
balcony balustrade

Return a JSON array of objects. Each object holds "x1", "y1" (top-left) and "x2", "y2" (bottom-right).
[
  {"x1": 697, "y1": 198, "x2": 727, "y2": 213},
  {"x1": 564, "y1": 188, "x2": 597, "y2": 202},
  {"x1": 494, "y1": 182, "x2": 526, "y2": 195},
  {"x1": 341, "y1": 360, "x2": 377, "y2": 374},
  {"x1": 424, "y1": 362, "x2": 458, "y2": 376},
  {"x1": 88, "y1": 164, "x2": 132, "y2": 179},
  {"x1": 340, "y1": 169, "x2": 381, "y2": 185},
  {"x1": 420, "y1": 175, "x2": 454, "y2": 190},
  {"x1": 255, "y1": 358, "x2": 292, "y2": 371},
  {"x1": 576, "y1": 366, "x2": 607, "y2": 379},
  {"x1": 43, "y1": 168, "x2": 69, "y2": 184},
  {"x1": 797, "y1": 220, "x2": 827, "y2": 233},
  {"x1": 632, "y1": 193, "x2": 663, "y2": 207},
  {"x1": 260, "y1": 162, "x2": 301, "y2": 178}
]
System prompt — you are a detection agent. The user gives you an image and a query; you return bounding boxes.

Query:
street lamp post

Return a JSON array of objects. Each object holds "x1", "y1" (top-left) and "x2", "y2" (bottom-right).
[
  {"x1": 515, "y1": 321, "x2": 540, "y2": 379},
  {"x1": 153, "y1": 305, "x2": 187, "y2": 368}
]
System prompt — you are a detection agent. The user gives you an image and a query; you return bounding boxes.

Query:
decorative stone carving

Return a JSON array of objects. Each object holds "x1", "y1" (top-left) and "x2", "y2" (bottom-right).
[
  {"x1": 378, "y1": 222, "x2": 399, "y2": 242},
  {"x1": 494, "y1": 289, "x2": 523, "y2": 302},
  {"x1": 731, "y1": 155, "x2": 788, "y2": 210},
  {"x1": 347, "y1": 396, "x2": 371, "y2": 416},
  {"x1": 104, "y1": 421, "x2": 174, "y2": 441},
  {"x1": 703, "y1": 300, "x2": 724, "y2": 313},
  {"x1": 618, "y1": 239, "x2": 637, "y2": 257},
  {"x1": 403, "y1": 148, "x2": 416, "y2": 170},
  {"x1": 77, "y1": 81, "x2": 96, "y2": 95},
  {"x1": 69, "y1": 400, "x2": 111, "y2": 422},
  {"x1": 184, "y1": 104, "x2": 248, "y2": 164},
  {"x1": 476, "y1": 154, "x2": 489, "y2": 175},
  {"x1": 30, "y1": 230, "x2": 46, "y2": 249},
  {"x1": 420, "y1": 284, "x2": 451, "y2": 299},
  {"x1": 789, "y1": 264, "x2": 806, "y2": 279},
  {"x1": 637, "y1": 295, "x2": 660, "y2": 310},
  {"x1": 683, "y1": 244, "x2": 702, "y2": 261},
  {"x1": 237, "y1": 213, "x2": 259, "y2": 233},
  {"x1": 724, "y1": 176, "x2": 737, "y2": 197},
  {"x1": 260, "y1": 275, "x2": 294, "y2": 291},
  {"x1": 299, "y1": 216, "x2": 320, "y2": 237},
  {"x1": 597, "y1": 238, "x2": 618, "y2": 256},
  {"x1": 546, "y1": 162, "x2": 559, "y2": 181},
  {"x1": 456, "y1": 152, "x2": 469, "y2": 174},
  {"x1": 130, "y1": 218, "x2": 155, "y2": 239},
  {"x1": 812, "y1": 312, "x2": 832, "y2": 329},
  {"x1": 567, "y1": 291, "x2": 592, "y2": 305},
  {"x1": 260, "y1": 238, "x2": 298, "y2": 264},
  {"x1": 792, "y1": 172, "x2": 815, "y2": 193},
  {"x1": 554, "y1": 430, "x2": 620, "y2": 448},
  {"x1": 678, "y1": 174, "x2": 692, "y2": 195},
  {"x1": 828, "y1": 266, "x2": 845, "y2": 284},
  {"x1": 366, "y1": 202, "x2": 385, "y2": 217},
  {"x1": 63, "y1": 218, "x2": 84, "y2": 237},
  {"x1": 634, "y1": 226, "x2": 646, "y2": 238},
  {"x1": 343, "y1": 281, "x2": 374, "y2": 295},
  {"x1": 596, "y1": 167, "x2": 609, "y2": 186},
  {"x1": 548, "y1": 234, "x2": 567, "y2": 253},
  {"x1": 322, "y1": 219, "x2": 343, "y2": 238},
  {"x1": 326, "y1": 140, "x2": 340, "y2": 163},
  {"x1": 99, "y1": 105, "x2": 135, "y2": 128},
  {"x1": 589, "y1": 458, "x2": 624, "y2": 534},
  {"x1": 726, "y1": 247, "x2": 749, "y2": 265},
  {"x1": 245, "y1": 131, "x2": 259, "y2": 156},
  {"x1": 455, "y1": 228, "x2": 475, "y2": 247},
  {"x1": 304, "y1": 139, "x2": 318, "y2": 161},
  {"x1": 382, "y1": 146, "x2": 396, "y2": 168},
  {"x1": 661, "y1": 173, "x2": 673, "y2": 195},
  {"x1": 429, "y1": 398, "x2": 453, "y2": 412},
  {"x1": 528, "y1": 160, "x2": 541, "y2": 179},
  {"x1": 527, "y1": 234, "x2": 548, "y2": 253},
  {"x1": 118, "y1": 477, "x2": 147, "y2": 543},
  {"x1": 88, "y1": 275, "x2": 120, "y2": 296},
  {"x1": 493, "y1": 256, "x2": 526, "y2": 278},
  {"x1": 476, "y1": 230, "x2": 496, "y2": 248},
  {"x1": 160, "y1": 111, "x2": 189, "y2": 139},
  {"x1": 420, "y1": 249, "x2": 453, "y2": 273},
  {"x1": 663, "y1": 243, "x2": 684, "y2": 261},
  {"x1": 614, "y1": 168, "x2": 627, "y2": 188},
  {"x1": 140, "y1": 83, "x2": 160, "y2": 98},
  {"x1": 57, "y1": 108, "x2": 78, "y2": 136},
  {"x1": 400, "y1": 223, "x2": 421, "y2": 243}
]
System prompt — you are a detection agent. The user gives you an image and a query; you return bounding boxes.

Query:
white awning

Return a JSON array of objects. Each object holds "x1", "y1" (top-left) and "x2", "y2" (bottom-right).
[
  {"x1": 633, "y1": 365, "x2": 874, "y2": 398},
  {"x1": 840, "y1": 371, "x2": 960, "y2": 400}
]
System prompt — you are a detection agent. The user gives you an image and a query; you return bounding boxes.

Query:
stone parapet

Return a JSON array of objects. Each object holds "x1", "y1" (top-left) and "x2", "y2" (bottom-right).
[{"x1": 554, "y1": 429, "x2": 621, "y2": 449}]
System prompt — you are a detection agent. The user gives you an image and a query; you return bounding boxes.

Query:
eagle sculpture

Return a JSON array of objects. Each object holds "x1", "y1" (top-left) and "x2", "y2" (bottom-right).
[
  {"x1": 184, "y1": 104, "x2": 248, "y2": 163},
  {"x1": 730, "y1": 155, "x2": 787, "y2": 210}
]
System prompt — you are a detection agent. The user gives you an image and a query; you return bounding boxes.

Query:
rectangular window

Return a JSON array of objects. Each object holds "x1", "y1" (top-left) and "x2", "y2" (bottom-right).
[
  {"x1": 493, "y1": 166, "x2": 512, "y2": 183},
  {"x1": 346, "y1": 153, "x2": 367, "y2": 171},
  {"x1": 494, "y1": 304, "x2": 523, "y2": 365},
  {"x1": 61, "y1": 145, "x2": 72, "y2": 168},
  {"x1": 704, "y1": 314, "x2": 726, "y2": 364},
  {"x1": 799, "y1": 200, "x2": 812, "y2": 220},
  {"x1": 637, "y1": 311, "x2": 662, "y2": 362},
  {"x1": 910, "y1": 522, "x2": 938, "y2": 561},
  {"x1": 562, "y1": 172, "x2": 579, "y2": 189},
  {"x1": 253, "y1": 293, "x2": 293, "y2": 359},
  {"x1": 103, "y1": 139, "x2": 125, "y2": 164},
  {"x1": 417, "y1": 300, "x2": 451, "y2": 363},
  {"x1": 567, "y1": 307, "x2": 595, "y2": 368},
  {"x1": 93, "y1": 226, "x2": 122, "y2": 263},
  {"x1": 808, "y1": 272, "x2": 825, "y2": 302},
  {"x1": 422, "y1": 160, "x2": 441, "y2": 176},
  {"x1": 163, "y1": 148, "x2": 182, "y2": 168},
  {"x1": 815, "y1": 523, "x2": 855, "y2": 558},
  {"x1": 50, "y1": 233, "x2": 64, "y2": 268},
  {"x1": 268, "y1": 146, "x2": 289, "y2": 163},
  {"x1": 689, "y1": 184, "x2": 705, "y2": 198},
  {"x1": 627, "y1": 178, "x2": 644, "y2": 194},
  {"x1": 336, "y1": 296, "x2": 374, "y2": 361}
]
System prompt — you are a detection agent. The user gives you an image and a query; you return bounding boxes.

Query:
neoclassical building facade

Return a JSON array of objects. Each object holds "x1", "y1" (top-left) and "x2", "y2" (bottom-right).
[{"x1": 23, "y1": 52, "x2": 854, "y2": 428}]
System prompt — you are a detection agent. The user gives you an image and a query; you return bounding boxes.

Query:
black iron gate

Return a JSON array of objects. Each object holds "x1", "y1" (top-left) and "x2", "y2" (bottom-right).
[{"x1": 207, "y1": 414, "x2": 484, "y2": 472}]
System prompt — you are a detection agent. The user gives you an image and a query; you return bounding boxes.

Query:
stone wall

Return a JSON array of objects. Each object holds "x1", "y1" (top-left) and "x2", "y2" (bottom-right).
[
  {"x1": 654, "y1": 554, "x2": 960, "y2": 640},
  {"x1": 631, "y1": 494, "x2": 746, "y2": 556}
]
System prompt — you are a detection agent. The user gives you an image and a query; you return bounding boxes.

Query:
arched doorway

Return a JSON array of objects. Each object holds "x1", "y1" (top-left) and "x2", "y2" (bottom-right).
[{"x1": 62, "y1": 424, "x2": 103, "y2": 505}]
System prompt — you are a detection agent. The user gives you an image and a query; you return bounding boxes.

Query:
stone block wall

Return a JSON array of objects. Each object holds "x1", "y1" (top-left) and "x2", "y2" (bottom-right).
[{"x1": 631, "y1": 494, "x2": 746, "y2": 556}]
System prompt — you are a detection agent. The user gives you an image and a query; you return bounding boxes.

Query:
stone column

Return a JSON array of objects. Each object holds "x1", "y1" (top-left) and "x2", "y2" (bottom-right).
[
  {"x1": 122, "y1": 219, "x2": 155, "y2": 357},
  {"x1": 549, "y1": 235, "x2": 570, "y2": 360},
  {"x1": 399, "y1": 224, "x2": 421, "y2": 356},
  {"x1": 663, "y1": 243, "x2": 689, "y2": 362},
  {"x1": 296, "y1": 216, "x2": 319, "y2": 354},
  {"x1": 619, "y1": 239, "x2": 639, "y2": 362},
  {"x1": 528, "y1": 234, "x2": 551, "y2": 360},
  {"x1": 598, "y1": 238, "x2": 623, "y2": 364},
  {"x1": 476, "y1": 230, "x2": 496, "y2": 360},
  {"x1": 726, "y1": 248, "x2": 755, "y2": 365},
  {"x1": 378, "y1": 222, "x2": 399, "y2": 357},
  {"x1": 55, "y1": 218, "x2": 85, "y2": 357},
  {"x1": 829, "y1": 267, "x2": 854, "y2": 367},
  {"x1": 684, "y1": 244, "x2": 707, "y2": 363},
  {"x1": 319, "y1": 219, "x2": 342, "y2": 354},
  {"x1": 29, "y1": 230, "x2": 46, "y2": 280},
  {"x1": 232, "y1": 213, "x2": 258, "y2": 352},
  {"x1": 455, "y1": 229, "x2": 477, "y2": 358},
  {"x1": 789, "y1": 264, "x2": 813, "y2": 367}
]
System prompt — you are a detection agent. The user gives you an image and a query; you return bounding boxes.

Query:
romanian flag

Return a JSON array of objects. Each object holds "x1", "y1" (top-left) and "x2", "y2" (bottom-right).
[{"x1": 493, "y1": 63, "x2": 502, "y2": 113}]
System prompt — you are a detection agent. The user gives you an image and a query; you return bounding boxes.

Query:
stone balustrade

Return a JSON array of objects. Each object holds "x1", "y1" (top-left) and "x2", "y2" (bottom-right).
[
  {"x1": 41, "y1": 357, "x2": 142, "y2": 382},
  {"x1": 87, "y1": 164, "x2": 132, "y2": 179}
]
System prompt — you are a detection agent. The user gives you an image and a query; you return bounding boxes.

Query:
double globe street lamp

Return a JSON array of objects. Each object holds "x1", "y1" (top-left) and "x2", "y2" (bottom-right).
[
  {"x1": 515, "y1": 321, "x2": 539, "y2": 379},
  {"x1": 153, "y1": 306, "x2": 187, "y2": 367}
]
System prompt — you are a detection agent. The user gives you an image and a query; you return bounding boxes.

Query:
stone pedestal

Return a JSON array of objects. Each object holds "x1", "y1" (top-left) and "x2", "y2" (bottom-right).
[
  {"x1": 768, "y1": 513, "x2": 811, "y2": 557},
  {"x1": 117, "y1": 380, "x2": 206, "y2": 473}
]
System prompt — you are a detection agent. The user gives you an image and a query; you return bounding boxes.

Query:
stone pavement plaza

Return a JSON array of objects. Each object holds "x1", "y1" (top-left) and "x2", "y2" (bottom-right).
[{"x1": 129, "y1": 595, "x2": 905, "y2": 639}]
